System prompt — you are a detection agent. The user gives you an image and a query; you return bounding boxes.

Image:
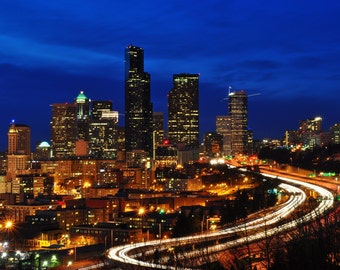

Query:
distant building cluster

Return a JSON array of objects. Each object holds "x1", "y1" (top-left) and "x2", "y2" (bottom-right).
[
  {"x1": 284, "y1": 116, "x2": 340, "y2": 148},
  {"x1": 50, "y1": 95, "x2": 119, "y2": 159}
]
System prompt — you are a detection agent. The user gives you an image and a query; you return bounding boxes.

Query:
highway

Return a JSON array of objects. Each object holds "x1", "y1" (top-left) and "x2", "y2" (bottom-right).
[{"x1": 107, "y1": 173, "x2": 335, "y2": 269}]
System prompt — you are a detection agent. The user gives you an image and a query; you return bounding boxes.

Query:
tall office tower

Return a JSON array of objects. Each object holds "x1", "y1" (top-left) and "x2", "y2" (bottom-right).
[
  {"x1": 8, "y1": 120, "x2": 31, "y2": 155},
  {"x1": 153, "y1": 112, "x2": 164, "y2": 145},
  {"x1": 125, "y1": 45, "x2": 153, "y2": 155},
  {"x1": 152, "y1": 112, "x2": 165, "y2": 159},
  {"x1": 7, "y1": 121, "x2": 31, "y2": 180},
  {"x1": 92, "y1": 100, "x2": 113, "y2": 120},
  {"x1": 75, "y1": 90, "x2": 91, "y2": 140},
  {"x1": 228, "y1": 90, "x2": 248, "y2": 155},
  {"x1": 89, "y1": 111, "x2": 119, "y2": 159},
  {"x1": 50, "y1": 103, "x2": 77, "y2": 158},
  {"x1": 216, "y1": 115, "x2": 232, "y2": 155},
  {"x1": 168, "y1": 73, "x2": 199, "y2": 149}
]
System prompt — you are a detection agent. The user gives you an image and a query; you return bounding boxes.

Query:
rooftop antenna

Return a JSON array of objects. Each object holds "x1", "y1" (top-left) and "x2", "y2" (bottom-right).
[
  {"x1": 221, "y1": 86, "x2": 233, "y2": 102},
  {"x1": 228, "y1": 85, "x2": 232, "y2": 95}
]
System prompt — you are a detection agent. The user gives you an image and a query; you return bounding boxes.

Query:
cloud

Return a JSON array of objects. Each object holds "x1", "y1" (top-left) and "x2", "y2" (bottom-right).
[{"x1": 0, "y1": 34, "x2": 121, "y2": 76}]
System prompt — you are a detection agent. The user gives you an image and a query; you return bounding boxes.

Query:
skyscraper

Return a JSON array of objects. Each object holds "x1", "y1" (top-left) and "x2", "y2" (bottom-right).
[
  {"x1": 8, "y1": 121, "x2": 31, "y2": 155},
  {"x1": 216, "y1": 115, "x2": 232, "y2": 155},
  {"x1": 152, "y1": 112, "x2": 165, "y2": 159},
  {"x1": 50, "y1": 103, "x2": 77, "y2": 158},
  {"x1": 125, "y1": 45, "x2": 153, "y2": 155},
  {"x1": 168, "y1": 73, "x2": 199, "y2": 149},
  {"x1": 89, "y1": 110, "x2": 119, "y2": 159},
  {"x1": 153, "y1": 112, "x2": 164, "y2": 145},
  {"x1": 7, "y1": 121, "x2": 31, "y2": 181},
  {"x1": 75, "y1": 90, "x2": 91, "y2": 141},
  {"x1": 228, "y1": 90, "x2": 248, "y2": 154}
]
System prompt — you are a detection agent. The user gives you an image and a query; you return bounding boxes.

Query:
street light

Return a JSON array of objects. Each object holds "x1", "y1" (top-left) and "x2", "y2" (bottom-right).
[
  {"x1": 4, "y1": 221, "x2": 13, "y2": 243},
  {"x1": 138, "y1": 207, "x2": 145, "y2": 216},
  {"x1": 138, "y1": 207, "x2": 145, "y2": 229},
  {"x1": 68, "y1": 247, "x2": 76, "y2": 262},
  {"x1": 138, "y1": 207, "x2": 146, "y2": 241},
  {"x1": 5, "y1": 221, "x2": 12, "y2": 229}
]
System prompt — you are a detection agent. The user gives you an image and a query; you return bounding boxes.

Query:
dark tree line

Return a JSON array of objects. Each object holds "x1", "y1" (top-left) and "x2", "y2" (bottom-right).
[
  {"x1": 258, "y1": 143, "x2": 340, "y2": 173},
  {"x1": 270, "y1": 208, "x2": 340, "y2": 270},
  {"x1": 172, "y1": 212, "x2": 202, "y2": 237},
  {"x1": 220, "y1": 205, "x2": 340, "y2": 270}
]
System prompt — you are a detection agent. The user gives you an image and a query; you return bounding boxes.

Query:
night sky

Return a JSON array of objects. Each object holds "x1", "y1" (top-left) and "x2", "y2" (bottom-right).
[{"x1": 0, "y1": 1, "x2": 339, "y2": 151}]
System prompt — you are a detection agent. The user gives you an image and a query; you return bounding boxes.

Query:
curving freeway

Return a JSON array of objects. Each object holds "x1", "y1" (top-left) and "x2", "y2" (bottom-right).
[{"x1": 107, "y1": 174, "x2": 335, "y2": 269}]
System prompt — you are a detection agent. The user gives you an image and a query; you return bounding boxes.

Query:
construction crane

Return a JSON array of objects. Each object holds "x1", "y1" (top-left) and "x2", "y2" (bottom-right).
[
  {"x1": 223, "y1": 86, "x2": 261, "y2": 101},
  {"x1": 248, "y1": 93, "x2": 261, "y2": 97}
]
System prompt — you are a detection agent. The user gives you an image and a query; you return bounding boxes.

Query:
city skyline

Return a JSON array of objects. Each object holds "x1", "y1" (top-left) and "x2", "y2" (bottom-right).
[{"x1": 0, "y1": 1, "x2": 339, "y2": 150}]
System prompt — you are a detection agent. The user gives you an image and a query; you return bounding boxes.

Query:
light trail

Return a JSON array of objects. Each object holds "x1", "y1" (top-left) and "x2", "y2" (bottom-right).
[{"x1": 107, "y1": 174, "x2": 334, "y2": 269}]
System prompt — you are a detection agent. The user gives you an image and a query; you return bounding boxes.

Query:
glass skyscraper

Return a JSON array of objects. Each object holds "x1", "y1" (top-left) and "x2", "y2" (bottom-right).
[
  {"x1": 50, "y1": 103, "x2": 77, "y2": 158},
  {"x1": 124, "y1": 45, "x2": 153, "y2": 155},
  {"x1": 168, "y1": 73, "x2": 199, "y2": 149},
  {"x1": 89, "y1": 109, "x2": 119, "y2": 159},
  {"x1": 75, "y1": 90, "x2": 91, "y2": 141},
  {"x1": 153, "y1": 112, "x2": 164, "y2": 145},
  {"x1": 228, "y1": 90, "x2": 248, "y2": 154}
]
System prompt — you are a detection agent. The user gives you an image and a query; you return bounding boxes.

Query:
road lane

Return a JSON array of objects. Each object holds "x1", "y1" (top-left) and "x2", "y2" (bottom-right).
[{"x1": 107, "y1": 173, "x2": 334, "y2": 269}]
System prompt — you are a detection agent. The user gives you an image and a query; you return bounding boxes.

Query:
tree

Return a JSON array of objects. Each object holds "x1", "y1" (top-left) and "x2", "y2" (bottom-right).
[{"x1": 172, "y1": 213, "x2": 201, "y2": 237}]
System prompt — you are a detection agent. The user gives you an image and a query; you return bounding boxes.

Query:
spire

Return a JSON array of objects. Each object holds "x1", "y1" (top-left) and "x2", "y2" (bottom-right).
[{"x1": 76, "y1": 90, "x2": 88, "y2": 102}]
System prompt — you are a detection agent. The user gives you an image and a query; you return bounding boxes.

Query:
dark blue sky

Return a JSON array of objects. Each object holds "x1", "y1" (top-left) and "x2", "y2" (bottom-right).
[{"x1": 0, "y1": 1, "x2": 339, "y2": 150}]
